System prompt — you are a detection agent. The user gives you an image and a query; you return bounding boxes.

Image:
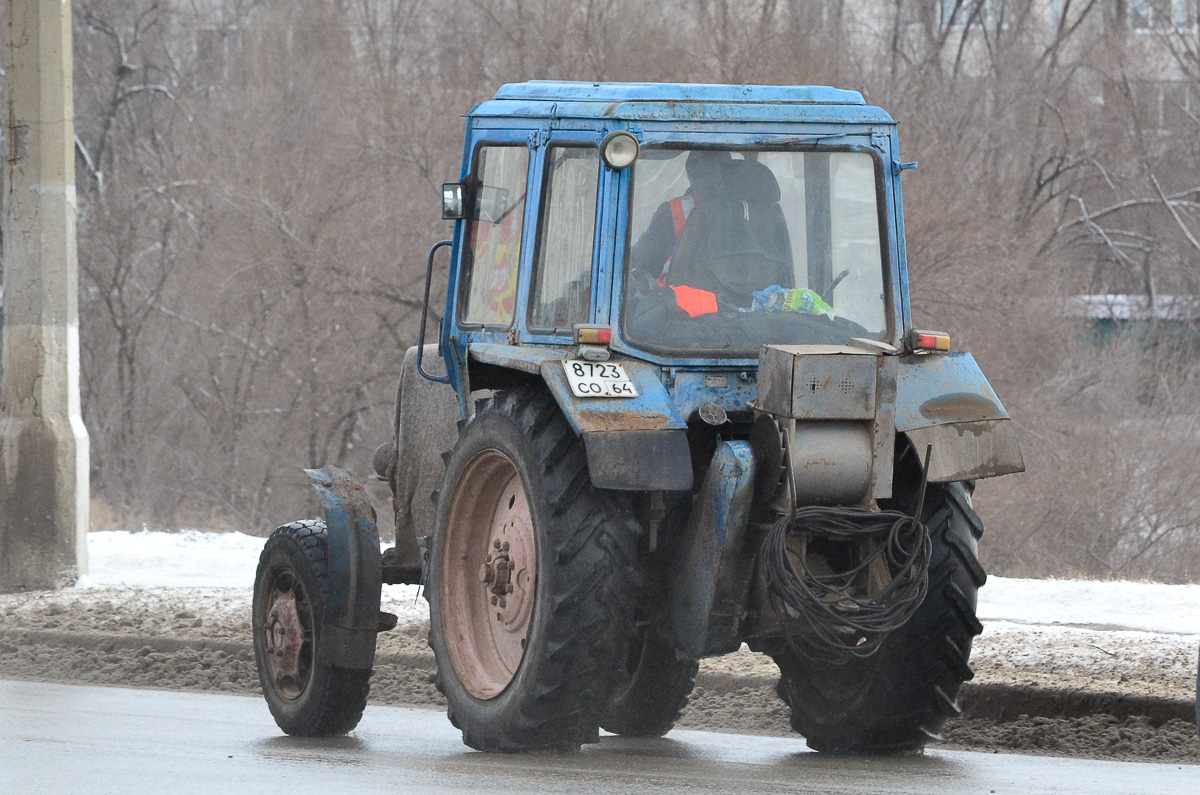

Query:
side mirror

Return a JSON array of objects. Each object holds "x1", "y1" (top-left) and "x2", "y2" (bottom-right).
[{"x1": 441, "y1": 183, "x2": 465, "y2": 220}]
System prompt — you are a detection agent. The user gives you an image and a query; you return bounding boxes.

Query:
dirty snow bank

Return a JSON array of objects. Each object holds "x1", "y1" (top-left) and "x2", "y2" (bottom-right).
[{"x1": 75, "y1": 530, "x2": 1200, "y2": 636}]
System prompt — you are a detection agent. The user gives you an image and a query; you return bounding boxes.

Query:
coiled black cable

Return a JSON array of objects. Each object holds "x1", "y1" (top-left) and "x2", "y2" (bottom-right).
[{"x1": 762, "y1": 504, "x2": 931, "y2": 665}]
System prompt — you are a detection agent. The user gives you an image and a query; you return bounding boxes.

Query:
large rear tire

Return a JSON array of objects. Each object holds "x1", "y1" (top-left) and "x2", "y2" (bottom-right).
[
  {"x1": 428, "y1": 387, "x2": 638, "y2": 751},
  {"x1": 252, "y1": 520, "x2": 372, "y2": 736},
  {"x1": 773, "y1": 476, "x2": 985, "y2": 753},
  {"x1": 601, "y1": 624, "x2": 699, "y2": 737}
]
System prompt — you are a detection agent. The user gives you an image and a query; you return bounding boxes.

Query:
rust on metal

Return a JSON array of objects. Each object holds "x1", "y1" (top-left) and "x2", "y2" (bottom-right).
[
  {"x1": 572, "y1": 408, "x2": 674, "y2": 432},
  {"x1": 918, "y1": 392, "x2": 999, "y2": 423},
  {"x1": 263, "y1": 568, "x2": 311, "y2": 701}
]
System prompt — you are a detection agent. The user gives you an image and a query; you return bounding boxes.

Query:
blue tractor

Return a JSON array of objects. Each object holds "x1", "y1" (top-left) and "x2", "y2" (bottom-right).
[{"x1": 251, "y1": 82, "x2": 1024, "y2": 753}]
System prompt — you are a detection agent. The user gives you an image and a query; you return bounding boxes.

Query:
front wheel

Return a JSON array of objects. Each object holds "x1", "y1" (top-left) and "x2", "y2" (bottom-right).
[
  {"x1": 428, "y1": 387, "x2": 638, "y2": 751},
  {"x1": 773, "y1": 479, "x2": 986, "y2": 753},
  {"x1": 252, "y1": 520, "x2": 372, "y2": 736}
]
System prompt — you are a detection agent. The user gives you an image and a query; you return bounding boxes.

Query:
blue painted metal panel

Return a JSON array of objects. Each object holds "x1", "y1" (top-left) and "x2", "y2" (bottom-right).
[
  {"x1": 473, "y1": 82, "x2": 895, "y2": 127},
  {"x1": 472, "y1": 99, "x2": 893, "y2": 126},
  {"x1": 894, "y1": 352, "x2": 1010, "y2": 431},
  {"x1": 591, "y1": 135, "x2": 620, "y2": 330},
  {"x1": 304, "y1": 465, "x2": 382, "y2": 670},
  {"x1": 890, "y1": 128, "x2": 913, "y2": 343},
  {"x1": 670, "y1": 370, "x2": 758, "y2": 421},
  {"x1": 469, "y1": 342, "x2": 565, "y2": 374},
  {"x1": 669, "y1": 442, "x2": 757, "y2": 659},
  {"x1": 494, "y1": 81, "x2": 868, "y2": 106}
]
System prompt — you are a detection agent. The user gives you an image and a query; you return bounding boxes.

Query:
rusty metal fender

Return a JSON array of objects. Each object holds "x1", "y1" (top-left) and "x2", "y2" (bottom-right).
[
  {"x1": 895, "y1": 353, "x2": 1025, "y2": 482},
  {"x1": 305, "y1": 466, "x2": 382, "y2": 670}
]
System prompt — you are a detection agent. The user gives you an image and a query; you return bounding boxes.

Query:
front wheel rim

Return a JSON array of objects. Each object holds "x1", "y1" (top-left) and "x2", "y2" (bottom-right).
[
  {"x1": 262, "y1": 567, "x2": 314, "y2": 701},
  {"x1": 441, "y1": 450, "x2": 537, "y2": 700}
]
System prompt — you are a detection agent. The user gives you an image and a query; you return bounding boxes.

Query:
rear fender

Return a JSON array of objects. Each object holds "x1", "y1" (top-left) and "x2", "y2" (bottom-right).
[
  {"x1": 305, "y1": 466, "x2": 382, "y2": 670},
  {"x1": 895, "y1": 352, "x2": 1025, "y2": 481},
  {"x1": 468, "y1": 343, "x2": 693, "y2": 491}
]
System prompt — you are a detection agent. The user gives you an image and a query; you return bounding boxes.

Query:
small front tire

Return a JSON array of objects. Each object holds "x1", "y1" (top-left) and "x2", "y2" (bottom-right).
[{"x1": 252, "y1": 519, "x2": 372, "y2": 736}]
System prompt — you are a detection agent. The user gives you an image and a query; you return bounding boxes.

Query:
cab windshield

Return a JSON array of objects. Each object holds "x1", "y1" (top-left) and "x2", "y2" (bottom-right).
[{"x1": 622, "y1": 148, "x2": 888, "y2": 355}]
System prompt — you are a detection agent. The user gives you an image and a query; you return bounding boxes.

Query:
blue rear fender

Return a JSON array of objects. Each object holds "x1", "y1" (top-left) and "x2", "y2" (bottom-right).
[
  {"x1": 466, "y1": 343, "x2": 696, "y2": 491},
  {"x1": 894, "y1": 353, "x2": 1024, "y2": 482}
]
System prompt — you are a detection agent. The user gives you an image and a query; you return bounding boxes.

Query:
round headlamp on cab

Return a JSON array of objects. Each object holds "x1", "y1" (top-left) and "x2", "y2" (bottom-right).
[{"x1": 601, "y1": 131, "x2": 639, "y2": 169}]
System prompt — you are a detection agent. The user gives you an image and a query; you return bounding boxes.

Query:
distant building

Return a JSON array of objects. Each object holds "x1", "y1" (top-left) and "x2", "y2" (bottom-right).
[{"x1": 1066, "y1": 293, "x2": 1200, "y2": 346}]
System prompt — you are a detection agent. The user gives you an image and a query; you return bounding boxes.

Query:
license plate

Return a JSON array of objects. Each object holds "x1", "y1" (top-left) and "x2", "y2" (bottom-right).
[{"x1": 562, "y1": 360, "x2": 638, "y2": 398}]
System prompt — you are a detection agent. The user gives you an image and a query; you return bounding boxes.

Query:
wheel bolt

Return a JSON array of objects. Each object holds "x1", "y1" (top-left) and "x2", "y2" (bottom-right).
[
  {"x1": 490, "y1": 595, "x2": 498, "y2": 606},
  {"x1": 493, "y1": 539, "x2": 501, "y2": 550},
  {"x1": 501, "y1": 541, "x2": 510, "y2": 551}
]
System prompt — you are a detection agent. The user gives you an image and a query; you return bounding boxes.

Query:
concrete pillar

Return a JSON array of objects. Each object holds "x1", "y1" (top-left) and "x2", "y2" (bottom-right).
[{"x1": 0, "y1": 0, "x2": 88, "y2": 591}]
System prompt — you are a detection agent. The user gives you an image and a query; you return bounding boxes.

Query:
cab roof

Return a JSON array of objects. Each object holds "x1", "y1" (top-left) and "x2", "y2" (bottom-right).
[{"x1": 470, "y1": 81, "x2": 895, "y2": 125}]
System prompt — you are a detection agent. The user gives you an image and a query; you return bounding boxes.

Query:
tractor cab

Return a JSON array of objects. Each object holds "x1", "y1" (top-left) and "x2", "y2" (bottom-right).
[{"x1": 440, "y1": 82, "x2": 902, "y2": 401}]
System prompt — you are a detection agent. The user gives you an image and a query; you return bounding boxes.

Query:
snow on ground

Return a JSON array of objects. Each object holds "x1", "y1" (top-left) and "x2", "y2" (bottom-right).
[
  {"x1": 76, "y1": 530, "x2": 424, "y2": 619},
  {"x1": 979, "y1": 577, "x2": 1200, "y2": 636},
  {"x1": 77, "y1": 530, "x2": 264, "y2": 589},
  {"x1": 77, "y1": 530, "x2": 1200, "y2": 636}
]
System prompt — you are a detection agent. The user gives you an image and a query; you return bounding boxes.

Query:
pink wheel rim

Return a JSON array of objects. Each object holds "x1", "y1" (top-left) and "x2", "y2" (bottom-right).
[
  {"x1": 263, "y1": 567, "x2": 313, "y2": 700},
  {"x1": 440, "y1": 450, "x2": 536, "y2": 699}
]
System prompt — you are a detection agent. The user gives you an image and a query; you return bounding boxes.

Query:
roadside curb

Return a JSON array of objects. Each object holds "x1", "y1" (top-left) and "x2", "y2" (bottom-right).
[
  {"x1": 0, "y1": 628, "x2": 249, "y2": 657},
  {"x1": 3, "y1": 628, "x2": 1194, "y2": 727},
  {"x1": 959, "y1": 682, "x2": 1196, "y2": 725}
]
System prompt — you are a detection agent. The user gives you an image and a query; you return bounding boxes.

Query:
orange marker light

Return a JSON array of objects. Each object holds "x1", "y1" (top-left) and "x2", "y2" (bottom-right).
[
  {"x1": 911, "y1": 330, "x2": 951, "y2": 351},
  {"x1": 574, "y1": 326, "x2": 612, "y2": 345}
]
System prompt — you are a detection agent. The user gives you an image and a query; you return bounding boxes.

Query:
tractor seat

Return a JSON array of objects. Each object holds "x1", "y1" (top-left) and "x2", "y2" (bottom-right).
[{"x1": 668, "y1": 159, "x2": 794, "y2": 307}]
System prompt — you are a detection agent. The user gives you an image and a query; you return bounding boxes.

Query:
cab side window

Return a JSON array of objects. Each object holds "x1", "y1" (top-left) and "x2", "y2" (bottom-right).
[
  {"x1": 461, "y1": 145, "x2": 530, "y2": 327},
  {"x1": 528, "y1": 147, "x2": 600, "y2": 331}
]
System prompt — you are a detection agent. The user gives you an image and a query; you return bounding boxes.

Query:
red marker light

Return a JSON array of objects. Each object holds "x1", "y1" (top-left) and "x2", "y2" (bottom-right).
[
  {"x1": 574, "y1": 325, "x2": 612, "y2": 345},
  {"x1": 910, "y1": 330, "x2": 951, "y2": 351}
]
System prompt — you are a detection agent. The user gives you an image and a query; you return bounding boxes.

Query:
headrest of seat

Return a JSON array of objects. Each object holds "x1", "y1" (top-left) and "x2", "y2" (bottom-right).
[{"x1": 725, "y1": 159, "x2": 781, "y2": 204}]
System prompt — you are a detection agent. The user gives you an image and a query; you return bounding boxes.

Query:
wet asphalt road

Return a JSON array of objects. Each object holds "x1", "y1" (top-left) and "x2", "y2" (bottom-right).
[{"x1": 1, "y1": 679, "x2": 1195, "y2": 794}]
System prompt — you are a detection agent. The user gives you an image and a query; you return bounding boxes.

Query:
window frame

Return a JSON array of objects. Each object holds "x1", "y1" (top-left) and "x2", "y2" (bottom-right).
[
  {"x1": 455, "y1": 141, "x2": 532, "y2": 332},
  {"x1": 615, "y1": 142, "x2": 894, "y2": 360},
  {"x1": 525, "y1": 143, "x2": 604, "y2": 336}
]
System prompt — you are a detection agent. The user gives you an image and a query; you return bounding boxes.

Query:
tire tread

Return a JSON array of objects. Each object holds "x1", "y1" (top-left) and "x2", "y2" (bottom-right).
[
  {"x1": 774, "y1": 480, "x2": 985, "y2": 753},
  {"x1": 430, "y1": 386, "x2": 637, "y2": 751}
]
